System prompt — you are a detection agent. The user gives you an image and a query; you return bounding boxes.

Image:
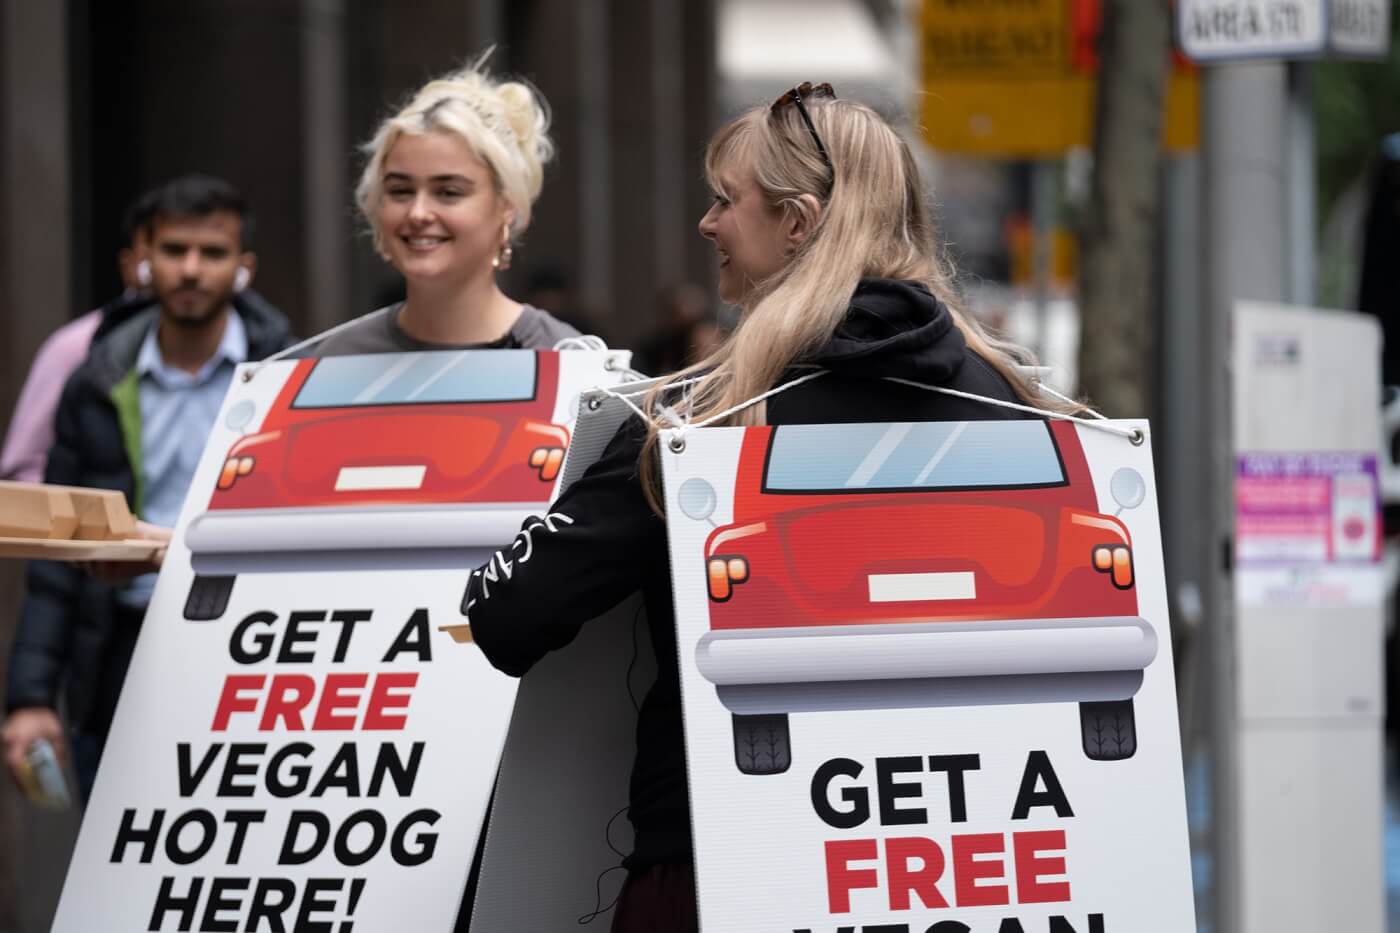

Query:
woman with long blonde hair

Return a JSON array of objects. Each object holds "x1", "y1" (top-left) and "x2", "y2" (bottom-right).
[{"x1": 462, "y1": 83, "x2": 1072, "y2": 931}]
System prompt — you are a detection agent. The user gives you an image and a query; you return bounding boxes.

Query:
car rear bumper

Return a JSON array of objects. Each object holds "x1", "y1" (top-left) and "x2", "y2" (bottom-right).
[
  {"x1": 696, "y1": 616, "x2": 1157, "y2": 687},
  {"x1": 185, "y1": 504, "x2": 540, "y2": 571}
]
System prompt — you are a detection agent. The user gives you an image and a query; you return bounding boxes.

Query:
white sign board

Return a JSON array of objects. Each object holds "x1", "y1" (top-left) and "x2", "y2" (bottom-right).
[
  {"x1": 1230, "y1": 302, "x2": 1384, "y2": 933},
  {"x1": 1329, "y1": 0, "x2": 1391, "y2": 58},
  {"x1": 52, "y1": 350, "x2": 627, "y2": 932},
  {"x1": 661, "y1": 419, "x2": 1194, "y2": 932},
  {"x1": 1179, "y1": 0, "x2": 1390, "y2": 61},
  {"x1": 1179, "y1": 0, "x2": 1327, "y2": 60}
]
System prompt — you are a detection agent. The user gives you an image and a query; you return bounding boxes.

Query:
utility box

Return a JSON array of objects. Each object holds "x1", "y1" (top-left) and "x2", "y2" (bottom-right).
[{"x1": 1231, "y1": 301, "x2": 1384, "y2": 932}]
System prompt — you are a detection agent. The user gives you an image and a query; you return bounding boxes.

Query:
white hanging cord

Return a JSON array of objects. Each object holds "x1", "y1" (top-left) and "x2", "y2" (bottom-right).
[
  {"x1": 683, "y1": 370, "x2": 829, "y2": 432},
  {"x1": 592, "y1": 367, "x2": 1142, "y2": 452},
  {"x1": 553, "y1": 334, "x2": 610, "y2": 351},
  {"x1": 553, "y1": 334, "x2": 656, "y2": 383},
  {"x1": 241, "y1": 311, "x2": 387, "y2": 381},
  {"x1": 612, "y1": 374, "x2": 704, "y2": 397},
  {"x1": 587, "y1": 371, "x2": 818, "y2": 434},
  {"x1": 882, "y1": 376, "x2": 1141, "y2": 443},
  {"x1": 1036, "y1": 382, "x2": 1107, "y2": 420},
  {"x1": 584, "y1": 373, "x2": 706, "y2": 415},
  {"x1": 661, "y1": 371, "x2": 831, "y2": 451},
  {"x1": 246, "y1": 325, "x2": 619, "y2": 383},
  {"x1": 590, "y1": 383, "x2": 664, "y2": 425}
]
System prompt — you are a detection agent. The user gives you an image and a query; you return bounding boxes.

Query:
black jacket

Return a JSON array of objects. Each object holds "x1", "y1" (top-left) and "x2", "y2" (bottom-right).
[
  {"x1": 465, "y1": 279, "x2": 1036, "y2": 869},
  {"x1": 4, "y1": 295, "x2": 294, "y2": 737}
]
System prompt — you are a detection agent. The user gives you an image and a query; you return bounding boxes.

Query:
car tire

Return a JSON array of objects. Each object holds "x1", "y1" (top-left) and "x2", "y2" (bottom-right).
[
  {"x1": 1079, "y1": 699, "x2": 1137, "y2": 761},
  {"x1": 732, "y1": 713, "x2": 791, "y2": 775},
  {"x1": 184, "y1": 575, "x2": 235, "y2": 621}
]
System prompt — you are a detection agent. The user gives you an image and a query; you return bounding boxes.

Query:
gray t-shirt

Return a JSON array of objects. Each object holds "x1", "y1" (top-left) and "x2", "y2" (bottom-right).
[{"x1": 308, "y1": 303, "x2": 581, "y2": 357}]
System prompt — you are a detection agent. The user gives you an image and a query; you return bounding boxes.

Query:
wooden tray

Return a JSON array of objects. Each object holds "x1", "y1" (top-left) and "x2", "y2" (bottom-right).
[{"x1": 0, "y1": 537, "x2": 163, "y2": 562}]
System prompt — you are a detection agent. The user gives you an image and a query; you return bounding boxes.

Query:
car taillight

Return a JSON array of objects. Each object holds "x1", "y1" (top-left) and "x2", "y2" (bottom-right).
[
  {"x1": 1092, "y1": 544, "x2": 1133, "y2": 589},
  {"x1": 707, "y1": 555, "x2": 749, "y2": 601},
  {"x1": 217, "y1": 456, "x2": 255, "y2": 490},
  {"x1": 529, "y1": 447, "x2": 565, "y2": 482}
]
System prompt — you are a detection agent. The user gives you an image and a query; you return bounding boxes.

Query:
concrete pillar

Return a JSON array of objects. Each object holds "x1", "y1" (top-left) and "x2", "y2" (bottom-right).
[
  {"x1": 576, "y1": 0, "x2": 614, "y2": 320},
  {"x1": 1160, "y1": 154, "x2": 1205, "y2": 739},
  {"x1": 0, "y1": 0, "x2": 73, "y2": 409},
  {"x1": 607, "y1": 0, "x2": 717, "y2": 340},
  {"x1": 301, "y1": 0, "x2": 352, "y2": 336},
  {"x1": 1200, "y1": 61, "x2": 1287, "y2": 933},
  {"x1": 0, "y1": 4, "x2": 77, "y2": 928},
  {"x1": 515, "y1": 0, "x2": 716, "y2": 346}
]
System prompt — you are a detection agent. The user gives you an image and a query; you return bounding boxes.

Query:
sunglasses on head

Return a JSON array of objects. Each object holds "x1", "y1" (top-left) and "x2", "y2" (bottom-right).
[{"x1": 770, "y1": 81, "x2": 837, "y2": 173}]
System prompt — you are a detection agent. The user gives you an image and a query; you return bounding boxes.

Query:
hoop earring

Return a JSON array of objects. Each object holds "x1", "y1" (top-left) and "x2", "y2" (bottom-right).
[{"x1": 492, "y1": 223, "x2": 513, "y2": 271}]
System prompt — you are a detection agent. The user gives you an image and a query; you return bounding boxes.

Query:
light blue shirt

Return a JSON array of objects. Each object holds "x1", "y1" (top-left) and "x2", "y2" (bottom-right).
[{"x1": 120, "y1": 312, "x2": 248, "y2": 608}]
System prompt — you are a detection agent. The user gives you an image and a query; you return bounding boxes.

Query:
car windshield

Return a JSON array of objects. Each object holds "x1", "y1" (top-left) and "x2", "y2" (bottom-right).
[
  {"x1": 293, "y1": 350, "x2": 537, "y2": 408},
  {"x1": 765, "y1": 421, "x2": 1065, "y2": 492}
]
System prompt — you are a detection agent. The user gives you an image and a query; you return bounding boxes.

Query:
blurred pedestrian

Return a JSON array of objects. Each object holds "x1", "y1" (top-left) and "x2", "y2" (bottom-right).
[
  {"x1": 310, "y1": 57, "x2": 578, "y2": 356},
  {"x1": 637, "y1": 282, "x2": 724, "y2": 375},
  {"x1": 523, "y1": 260, "x2": 597, "y2": 338},
  {"x1": 0, "y1": 191, "x2": 157, "y2": 483},
  {"x1": 1, "y1": 174, "x2": 294, "y2": 802}
]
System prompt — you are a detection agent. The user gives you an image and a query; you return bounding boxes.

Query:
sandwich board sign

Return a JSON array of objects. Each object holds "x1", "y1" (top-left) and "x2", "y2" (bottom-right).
[
  {"x1": 51, "y1": 349, "x2": 628, "y2": 932},
  {"x1": 661, "y1": 418, "x2": 1194, "y2": 932},
  {"x1": 919, "y1": 0, "x2": 1200, "y2": 156}
]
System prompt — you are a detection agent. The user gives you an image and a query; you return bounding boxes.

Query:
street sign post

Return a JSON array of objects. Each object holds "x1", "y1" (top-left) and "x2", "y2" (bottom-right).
[
  {"x1": 919, "y1": 0, "x2": 1199, "y2": 157},
  {"x1": 1178, "y1": 0, "x2": 1391, "y2": 63}
]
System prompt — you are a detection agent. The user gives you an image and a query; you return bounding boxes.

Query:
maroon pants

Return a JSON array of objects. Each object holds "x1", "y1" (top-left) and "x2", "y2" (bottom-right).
[{"x1": 611, "y1": 863, "x2": 698, "y2": 933}]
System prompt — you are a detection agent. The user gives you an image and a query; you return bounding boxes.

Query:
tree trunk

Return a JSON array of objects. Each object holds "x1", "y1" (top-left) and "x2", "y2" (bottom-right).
[{"x1": 1076, "y1": 0, "x2": 1171, "y2": 416}]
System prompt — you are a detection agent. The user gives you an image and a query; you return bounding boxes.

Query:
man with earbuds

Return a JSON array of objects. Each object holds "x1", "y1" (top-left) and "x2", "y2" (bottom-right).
[{"x1": 1, "y1": 174, "x2": 293, "y2": 802}]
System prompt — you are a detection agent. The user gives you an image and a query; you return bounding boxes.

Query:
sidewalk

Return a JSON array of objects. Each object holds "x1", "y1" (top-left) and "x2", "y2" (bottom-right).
[{"x1": 1185, "y1": 746, "x2": 1400, "y2": 931}]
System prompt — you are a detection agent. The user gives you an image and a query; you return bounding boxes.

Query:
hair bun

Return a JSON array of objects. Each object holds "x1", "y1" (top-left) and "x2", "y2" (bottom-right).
[
  {"x1": 355, "y1": 55, "x2": 558, "y2": 239},
  {"x1": 496, "y1": 80, "x2": 554, "y2": 167}
]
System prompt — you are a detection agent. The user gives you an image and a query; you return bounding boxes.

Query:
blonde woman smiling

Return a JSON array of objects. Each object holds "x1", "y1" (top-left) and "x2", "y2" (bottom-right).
[{"x1": 316, "y1": 59, "x2": 577, "y2": 356}]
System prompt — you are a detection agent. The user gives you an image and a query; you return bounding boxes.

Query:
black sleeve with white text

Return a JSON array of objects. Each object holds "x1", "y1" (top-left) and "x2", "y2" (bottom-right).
[{"x1": 464, "y1": 418, "x2": 663, "y2": 677}]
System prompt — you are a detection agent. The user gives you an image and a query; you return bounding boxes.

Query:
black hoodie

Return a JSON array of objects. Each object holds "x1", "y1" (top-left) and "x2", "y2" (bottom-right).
[{"x1": 466, "y1": 278, "x2": 1034, "y2": 870}]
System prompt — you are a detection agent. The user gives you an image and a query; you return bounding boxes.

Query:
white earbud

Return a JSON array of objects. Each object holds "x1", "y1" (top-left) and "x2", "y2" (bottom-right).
[
  {"x1": 234, "y1": 267, "x2": 250, "y2": 292},
  {"x1": 136, "y1": 259, "x2": 152, "y2": 288}
]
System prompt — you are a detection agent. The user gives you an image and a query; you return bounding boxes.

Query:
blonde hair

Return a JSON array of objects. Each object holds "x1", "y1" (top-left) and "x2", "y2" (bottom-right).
[
  {"x1": 640, "y1": 96, "x2": 1076, "y2": 511},
  {"x1": 356, "y1": 54, "x2": 554, "y2": 247}
]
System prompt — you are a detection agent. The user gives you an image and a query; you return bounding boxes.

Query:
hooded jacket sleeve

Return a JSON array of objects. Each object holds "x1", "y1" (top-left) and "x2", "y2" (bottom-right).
[{"x1": 465, "y1": 418, "x2": 664, "y2": 677}]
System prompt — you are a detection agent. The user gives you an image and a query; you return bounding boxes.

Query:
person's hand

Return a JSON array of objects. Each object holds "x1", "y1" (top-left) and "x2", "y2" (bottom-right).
[
  {"x1": 132, "y1": 520, "x2": 172, "y2": 569},
  {"x1": 1, "y1": 707, "x2": 65, "y2": 790},
  {"x1": 76, "y1": 520, "x2": 172, "y2": 584}
]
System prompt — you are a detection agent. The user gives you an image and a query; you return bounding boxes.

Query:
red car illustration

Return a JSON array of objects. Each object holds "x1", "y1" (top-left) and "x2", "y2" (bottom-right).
[
  {"x1": 183, "y1": 350, "x2": 570, "y2": 620},
  {"x1": 677, "y1": 419, "x2": 1155, "y2": 775}
]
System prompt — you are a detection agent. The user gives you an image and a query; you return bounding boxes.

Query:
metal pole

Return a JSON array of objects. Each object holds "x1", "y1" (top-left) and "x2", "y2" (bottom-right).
[
  {"x1": 1200, "y1": 60, "x2": 1287, "y2": 933},
  {"x1": 576, "y1": 0, "x2": 613, "y2": 315},
  {"x1": 471, "y1": 0, "x2": 501, "y2": 49},
  {"x1": 300, "y1": 0, "x2": 350, "y2": 334},
  {"x1": 1161, "y1": 153, "x2": 1204, "y2": 742},
  {"x1": 1031, "y1": 160, "x2": 1056, "y2": 361},
  {"x1": 1286, "y1": 61, "x2": 1316, "y2": 306}
]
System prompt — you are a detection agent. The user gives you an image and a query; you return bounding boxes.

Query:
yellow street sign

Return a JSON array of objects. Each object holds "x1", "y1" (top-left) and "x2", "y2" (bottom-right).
[{"x1": 920, "y1": 0, "x2": 1199, "y2": 157}]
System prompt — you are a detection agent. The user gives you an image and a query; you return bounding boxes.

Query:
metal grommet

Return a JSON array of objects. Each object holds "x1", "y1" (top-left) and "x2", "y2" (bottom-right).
[
  {"x1": 668, "y1": 435, "x2": 686, "y2": 454},
  {"x1": 587, "y1": 397, "x2": 603, "y2": 411},
  {"x1": 604, "y1": 355, "x2": 620, "y2": 372},
  {"x1": 1129, "y1": 428, "x2": 1145, "y2": 447},
  {"x1": 240, "y1": 370, "x2": 253, "y2": 383}
]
